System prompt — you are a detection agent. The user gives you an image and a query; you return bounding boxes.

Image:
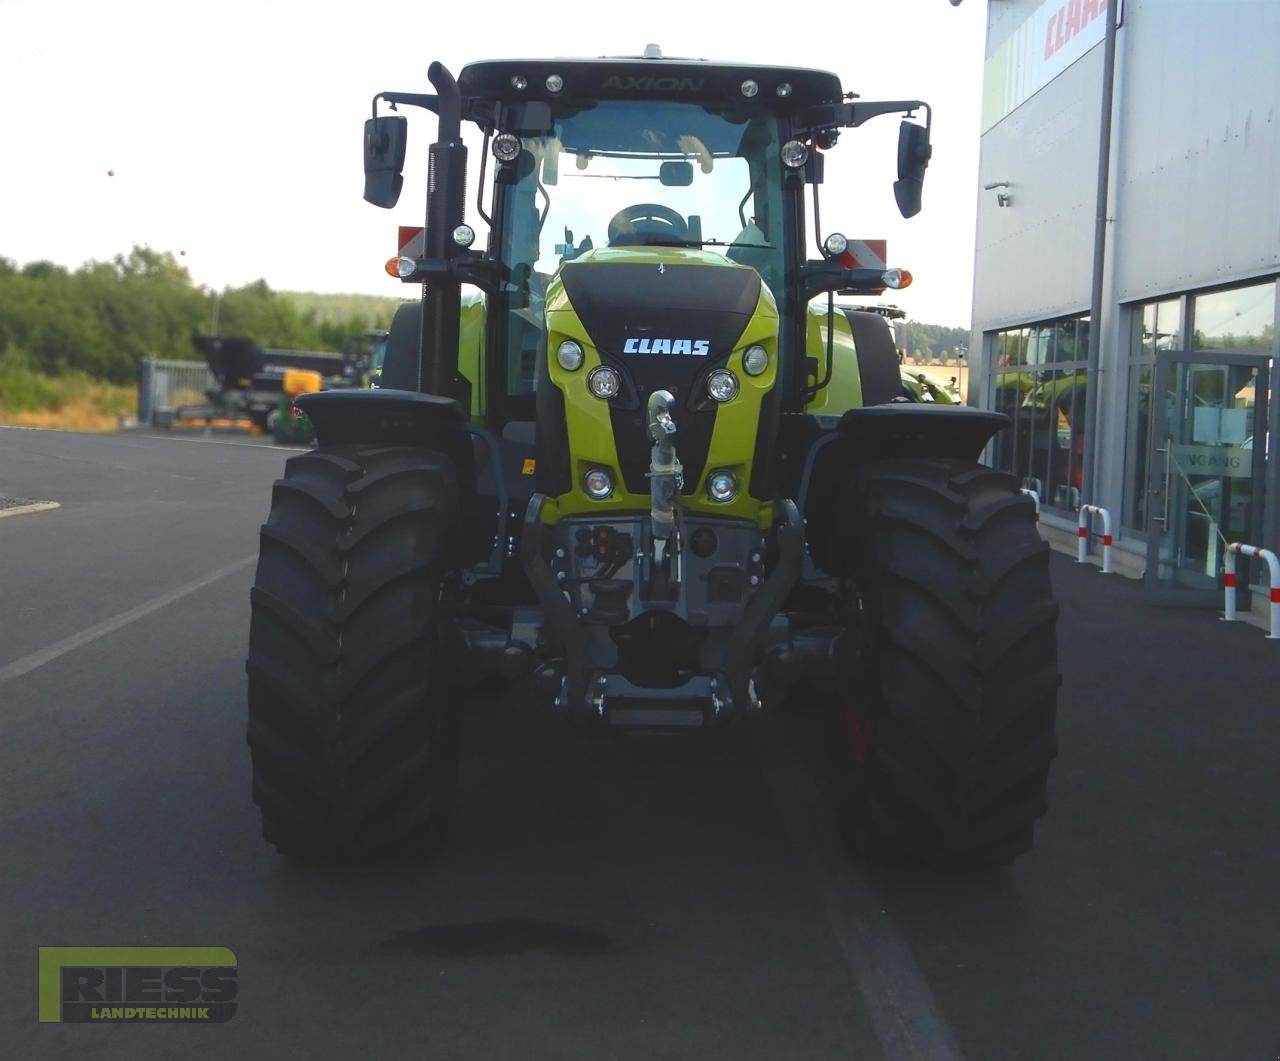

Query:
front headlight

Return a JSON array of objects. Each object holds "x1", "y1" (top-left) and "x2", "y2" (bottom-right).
[
  {"x1": 742, "y1": 345, "x2": 768, "y2": 377},
  {"x1": 587, "y1": 366, "x2": 621, "y2": 399},
  {"x1": 706, "y1": 368, "x2": 739, "y2": 403},
  {"x1": 556, "y1": 340, "x2": 584, "y2": 371}
]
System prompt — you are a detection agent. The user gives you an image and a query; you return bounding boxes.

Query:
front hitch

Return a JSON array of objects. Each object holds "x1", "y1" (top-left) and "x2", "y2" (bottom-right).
[{"x1": 646, "y1": 389, "x2": 682, "y2": 549}]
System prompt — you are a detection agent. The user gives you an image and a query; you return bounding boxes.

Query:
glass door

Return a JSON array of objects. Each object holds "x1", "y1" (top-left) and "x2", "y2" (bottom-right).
[{"x1": 1145, "y1": 353, "x2": 1269, "y2": 606}]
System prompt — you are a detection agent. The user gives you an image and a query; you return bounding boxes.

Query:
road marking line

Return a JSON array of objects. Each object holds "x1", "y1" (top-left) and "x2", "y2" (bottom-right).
[
  {"x1": 755, "y1": 721, "x2": 963, "y2": 1061},
  {"x1": 0, "y1": 556, "x2": 256, "y2": 688},
  {"x1": 0, "y1": 501, "x2": 60, "y2": 519}
]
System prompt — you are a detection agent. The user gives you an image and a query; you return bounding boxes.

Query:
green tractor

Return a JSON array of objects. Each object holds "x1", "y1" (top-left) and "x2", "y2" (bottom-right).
[{"x1": 246, "y1": 49, "x2": 1059, "y2": 868}]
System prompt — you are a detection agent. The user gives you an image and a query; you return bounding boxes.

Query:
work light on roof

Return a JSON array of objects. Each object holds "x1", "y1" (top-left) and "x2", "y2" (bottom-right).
[
  {"x1": 452, "y1": 224, "x2": 475, "y2": 248},
  {"x1": 510, "y1": 74, "x2": 527, "y2": 91},
  {"x1": 740, "y1": 79, "x2": 759, "y2": 99},
  {"x1": 545, "y1": 73, "x2": 564, "y2": 94},
  {"x1": 776, "y1": 82, "x2": 793, "y2": 98},
  {"x1": 824, "y1": 232, "x2": 848, "y2": 258}
]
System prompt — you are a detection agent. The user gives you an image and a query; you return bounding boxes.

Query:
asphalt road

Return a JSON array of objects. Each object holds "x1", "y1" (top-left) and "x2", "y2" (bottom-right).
[{"x1": 2, "y1": 426, "x2": 1278, "y2": 1059}]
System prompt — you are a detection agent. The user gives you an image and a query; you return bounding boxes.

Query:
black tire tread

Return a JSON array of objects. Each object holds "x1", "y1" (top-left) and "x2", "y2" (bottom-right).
[
  {"x1": 246, "y1": 443, "x2": 460, "y2": 861},
  {"x1": 841, "y1": 457, "x2": 1060, "y2": 868}
]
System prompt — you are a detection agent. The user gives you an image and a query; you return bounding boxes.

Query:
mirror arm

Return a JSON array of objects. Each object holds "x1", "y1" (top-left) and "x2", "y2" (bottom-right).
[
  {"x1": 372, "y1": 91, "x2": 440, "y2": 119},
  {"x1": 845, "y1": 99, "x2": 931, "y2": 130}
]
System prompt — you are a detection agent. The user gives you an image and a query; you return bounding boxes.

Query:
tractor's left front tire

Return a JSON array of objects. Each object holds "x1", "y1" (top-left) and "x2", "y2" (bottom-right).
[{"x1": 830, "y1": 457, "x2": 1060, "y2": 869}]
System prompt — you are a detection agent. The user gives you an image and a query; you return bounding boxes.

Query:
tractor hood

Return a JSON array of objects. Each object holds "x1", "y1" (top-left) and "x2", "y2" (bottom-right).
[{"x1": 545, "y1": 248, "x2": 776, "y2": 498}]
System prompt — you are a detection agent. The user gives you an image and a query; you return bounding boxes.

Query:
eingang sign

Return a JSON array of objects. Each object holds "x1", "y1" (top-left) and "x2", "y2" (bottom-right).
[{"x1": 981, "y1": 0, "x2": 1121, "y2": 132}]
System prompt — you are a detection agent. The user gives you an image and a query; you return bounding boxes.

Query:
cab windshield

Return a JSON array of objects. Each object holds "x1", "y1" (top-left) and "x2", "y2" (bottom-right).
[{"x1": 499, "y1": 99, "x2": 786, "y2": 394}]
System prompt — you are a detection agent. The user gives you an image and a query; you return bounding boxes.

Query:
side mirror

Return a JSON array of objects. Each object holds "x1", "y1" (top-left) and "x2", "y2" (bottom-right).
[
  {"x1": 893, "y1": 120, "x2": 932, "y2": 219},
  {"x1": 363, "y1": 115, "x2": 408, "y2": 208}
]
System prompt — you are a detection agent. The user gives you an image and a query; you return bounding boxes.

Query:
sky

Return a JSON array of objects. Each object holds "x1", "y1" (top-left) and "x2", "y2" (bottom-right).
[{"x1": 0, "y1": 0, "x2": 989, "y2": 326}]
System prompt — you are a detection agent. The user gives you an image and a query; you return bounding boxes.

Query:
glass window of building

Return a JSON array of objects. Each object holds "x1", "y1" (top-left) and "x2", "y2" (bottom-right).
[
  {"x1": 1192, "y1": 281, "x2": 1276, "y2": 351},
  {"x1": 987, "y1": 313, "x2": 1089, "y2": 513}
]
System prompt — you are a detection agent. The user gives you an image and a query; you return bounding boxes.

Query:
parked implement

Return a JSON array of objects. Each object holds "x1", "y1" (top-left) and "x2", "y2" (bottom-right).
[
  {"x1": 246, "y1": 49, "x2": 1059, "y2": 867},
  {"x1": 180, "y1": 334, "x2": 382, "y2": 433}
]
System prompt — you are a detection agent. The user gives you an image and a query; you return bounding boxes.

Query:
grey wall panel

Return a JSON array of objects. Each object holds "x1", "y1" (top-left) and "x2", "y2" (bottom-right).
[
  {"x1": 972, "y1": 47, "x2": 1104, "y2": 336},
  {"x1": 1114, "y1": 0, "x2": 1280, "y2": 301},
  {"x1": 986, "y1": 0, "x2": 1047, "y2": 57}
]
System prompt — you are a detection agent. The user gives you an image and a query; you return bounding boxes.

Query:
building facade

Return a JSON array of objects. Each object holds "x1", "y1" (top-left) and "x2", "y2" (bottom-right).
[{"x1": 970, "y1": 0, "x2": 1280, "y2": 607}]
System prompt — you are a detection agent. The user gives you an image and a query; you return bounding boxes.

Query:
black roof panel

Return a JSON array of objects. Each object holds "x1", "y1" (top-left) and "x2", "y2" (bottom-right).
[{"x1": 457, "y1": 56, "x2": 844, "y2": 111}]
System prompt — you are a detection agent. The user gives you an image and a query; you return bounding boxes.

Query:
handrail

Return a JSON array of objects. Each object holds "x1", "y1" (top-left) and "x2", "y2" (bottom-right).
[
  {"x1": 1223, "y1": 543, "x2": 1280, "y2": 640},
  {"x1": 1077, "y1": 504, "x2": 1114, "y2": 574}
]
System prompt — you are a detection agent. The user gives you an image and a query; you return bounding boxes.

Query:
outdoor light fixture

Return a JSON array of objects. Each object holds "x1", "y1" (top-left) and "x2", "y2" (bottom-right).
[
  {"x1": 583, "y1": 468, "x2": 614, "y2": 500},
  {"x1": 881, "y1": 268, "x2": 913, "y2": 290},
  {"x1": 393, "y1": 256, "x2": 417, "y2": 279},
  {"x1": 587, "y1": 365, "x2": 621, "y2": 399},
  {"x1": 742, "y1": 345, "x2": 769, "y2": 376},
  {"x1": 740, "y1": 79, "x2": 759, "y2": 98},
  {"x1": 492, "y1": 133, "x2": 521, "y2": 162},
  {"x1": 510, "y1": 75, "x2": 527, "y2": 91},
  {"x1": 451, "y1": 224, "x2": 475, "y2": 248},
  {"x1": 781, "y1": 140, "x2": 808, "y2": 168},
  {"x1": 706, "y1": 369, "x2": 739, "y2": 403},
  {"x1": 556, "y1": 339, "x2": 584, "y2": 371},
  {"x1": 776, "y1": 82, "x2": 793, "y2": 98},
  {"x1": 706, "y1": 470, "x2": 739, "y2": 503},
  {"x1": 545, "y1": 73, "x2": 564, "y2": 93},
  {"x1": 823, "y1": 232, "x2": 849, "y2": 258}
]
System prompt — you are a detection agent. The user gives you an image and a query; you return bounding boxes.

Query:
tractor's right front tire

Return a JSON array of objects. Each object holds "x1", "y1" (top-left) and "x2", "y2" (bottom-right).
[{"x1": 246, "y1": 444, "x2": 461, "y2": 861}]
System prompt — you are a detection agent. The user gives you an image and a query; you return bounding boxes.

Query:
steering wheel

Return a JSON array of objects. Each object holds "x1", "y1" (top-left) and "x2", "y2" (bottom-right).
[{"x1": 607, "y1": 203, "x2": 689, "y2": 246}]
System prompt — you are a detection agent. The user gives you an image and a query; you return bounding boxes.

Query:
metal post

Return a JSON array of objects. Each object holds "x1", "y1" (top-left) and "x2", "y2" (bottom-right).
[
  {"x1": 1078, "y1": 504, "x2": 1114, "y2": 573},
  {"x1": 1223, "y1": 543, "x2": 1280, "y2": 639},
  {"x1": 1020, "y1": 487, "x2": 1040, "y2": 523},
  {"x1": 1080, "y1": 0, "x2": 1120, "y2": 508}
]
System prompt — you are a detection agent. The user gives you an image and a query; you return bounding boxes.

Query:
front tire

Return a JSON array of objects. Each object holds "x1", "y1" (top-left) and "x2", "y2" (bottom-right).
[
  {"x1": 836, "y1": 458, "x2": 1060, "y2": 868},
  {"x1": 246, "y1": 444, "x2": 462, "y2": 860}
]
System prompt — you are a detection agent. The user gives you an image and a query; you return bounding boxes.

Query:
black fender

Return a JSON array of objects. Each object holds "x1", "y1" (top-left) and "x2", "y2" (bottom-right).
[{"x1": 796, "y1": 404, "x2": 1010, "y2": 576}]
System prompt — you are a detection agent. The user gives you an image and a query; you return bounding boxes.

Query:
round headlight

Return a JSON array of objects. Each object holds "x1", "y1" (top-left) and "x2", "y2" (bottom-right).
[
  {"x1": 394, "y1": 256, "x2": 417, "y2": 279},
  {"x1": 881, "y1": 267, "x2": 914, "y2": 290},
  {"x1": 781, "y1": 140, "x2": 809, "y2": 169},
  {"x1": 706, "y1": 368, "x2": 739, "y2": 403},
  {"x1": 823, "y1": 232, "x2": 848, "y2": 258},
  {"x1": 587, "y1": 365, "x2": 621, "y2": 399},
  {"x1": 707, "y1": 470, "x2": 739, "y2": 503},
  {"x1": 545, "y1": 73, "x2": 564, "y2": 93},
  {"x1": 583, "y1": 468, "x2": 613, "y2": 500},
  {"x1": 556, "y1": 339, "x2": 584, "y2": 371},
  {"x1": 492, "y1": 133, "x2": 521, "y2": 162},
  {"x1": 740, "y1": 79, "x2": 759, "y2": 98},
  {"x1": 452, "y1": 224, "x2": 475, "y2": 248},
  {"x1": 510, "y1": 75, "x2": 528, "y2": 91},
  {"x1": 742, "y1": 345, "x2": 769, "y2": 377}
]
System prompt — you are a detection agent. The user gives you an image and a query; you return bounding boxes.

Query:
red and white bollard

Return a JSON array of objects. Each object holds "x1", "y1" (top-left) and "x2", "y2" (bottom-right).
[
  {"x1": 1020, "y1": 488, "x2": 1041, "y2": 523},
  {"x1": 1077, "y1": 504, "x2": 1113, "y2": 574},
  {"x1": 1223, "y1": 543, "x2": 1280, "y2": 640}
]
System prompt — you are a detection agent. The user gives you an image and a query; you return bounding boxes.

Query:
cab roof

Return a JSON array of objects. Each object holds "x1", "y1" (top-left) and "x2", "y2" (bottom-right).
[{"x1": 457, "y1": 55, "x2": 845, "y2": 113}]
